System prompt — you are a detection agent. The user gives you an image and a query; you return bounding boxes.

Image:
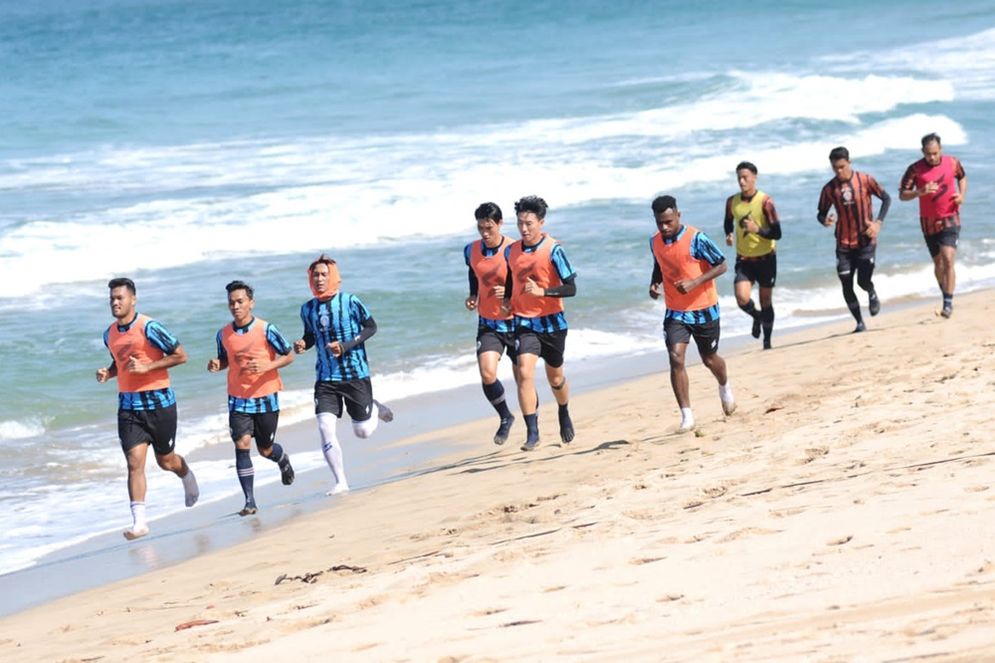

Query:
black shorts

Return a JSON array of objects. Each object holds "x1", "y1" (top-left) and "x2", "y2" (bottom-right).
[
  {"x1": 515, "y1": 329, "x2": 567, "y2": 368},
  {"x1": 734, "y1": 253, "x2": 777, "y2": 288},
  {"x1": 924, "y1": 226, "x2": 960, "y2": 258},
  {"x1": 229, "y1": 410, "x2": 280, "y2": 446},
  {"x1": 836, "y1": 244, "x2": 876, "y2": 276},
  {"x1": 664, "y1": 318, "x2": 721, "y2": 357},
  {"x1": 315, "y1": 378, "x2": 374, "y2": 422},
  {"x1": 118, "y1": 404, "x2": 177, "y2": 455},
  {"x1": 476, "y1": 326, "x2": 518, "y2": 362}
]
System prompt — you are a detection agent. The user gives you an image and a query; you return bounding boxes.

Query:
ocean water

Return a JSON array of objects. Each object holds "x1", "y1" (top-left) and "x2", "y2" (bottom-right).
[{"x1": 2, "y1": 0, "x2": 995, "y2": 575}]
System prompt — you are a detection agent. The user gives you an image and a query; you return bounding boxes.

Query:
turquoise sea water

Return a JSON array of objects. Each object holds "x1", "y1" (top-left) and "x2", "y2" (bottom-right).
[{"x1": 2, "y1": 0, "x2": 995, "y2": 574}]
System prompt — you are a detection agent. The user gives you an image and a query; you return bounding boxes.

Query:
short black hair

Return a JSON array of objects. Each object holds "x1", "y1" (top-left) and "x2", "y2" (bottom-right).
[
  {"x1": 108, "y1": 277, "x2": 136, "y2": 294},
  {"x1": 829, "y1": 146, "x2": 850, "y2": 162},
  {"x1": 309, "y1": 253, "x2": 337, "y2": 273},
  {"x1": 513, "y1": 195, "x2": 548, "y2": 220},
  {"x1": 225, "y1": 280, "x2": 254, "y2": 300},
  {"x1": 921, "y1": 133, "x2": 942, "y2": 148},
  {"x1": 736, "y1": 161, "x2": 758, "y2": 175},
  {"x1": 651, "y1": 195, "x2": 678, "y2": 215},
  {"x1": 474, "y1": 202, "x2": 503, "y2": 223}
]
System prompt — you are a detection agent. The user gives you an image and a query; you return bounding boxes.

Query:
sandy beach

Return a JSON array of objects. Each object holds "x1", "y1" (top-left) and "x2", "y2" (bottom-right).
[{"x1": 3, "y1": 290, "x2": 994, "y2": 662}]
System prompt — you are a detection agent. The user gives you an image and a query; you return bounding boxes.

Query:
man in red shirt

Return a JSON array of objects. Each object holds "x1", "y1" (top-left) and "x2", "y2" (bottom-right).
[
  {"x1": 899, "y1": 133, "x2": 968, "y2": 318},
  {"x1": 818, "y1": 146, "x2": 891, "y2": 332}
]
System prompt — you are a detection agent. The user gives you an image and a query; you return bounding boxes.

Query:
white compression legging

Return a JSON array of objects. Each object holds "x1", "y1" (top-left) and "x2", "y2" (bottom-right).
[{"x1": 317, "y1": 407, "x2": 381, "y2": 484}]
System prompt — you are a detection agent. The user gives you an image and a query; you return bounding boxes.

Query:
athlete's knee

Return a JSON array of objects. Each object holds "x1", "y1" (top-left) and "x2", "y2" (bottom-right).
[
  {"x1": 352, "y1": 418, "x2": 377, "y2": 439},
  {"x1": 550, "y1": 378, "x2": 567, "y2": 391},
  {"x1": 667, "y1": 350, "x2": 686, "y2": 370},
  {"x1": 154, "y1": 452, "x2": 177, "y2": 471}
]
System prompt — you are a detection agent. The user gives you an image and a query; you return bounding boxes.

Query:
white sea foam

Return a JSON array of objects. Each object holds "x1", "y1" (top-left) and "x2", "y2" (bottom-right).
[
  {"x1": 0, "y1": 418, "x2": 45, "y2": 441},
  {"x1": 824, "y1": 26, "x2": 995, "y2": 101},
  {"x1": 0, "y1": 107, "x2": 965, "y2": 299}
]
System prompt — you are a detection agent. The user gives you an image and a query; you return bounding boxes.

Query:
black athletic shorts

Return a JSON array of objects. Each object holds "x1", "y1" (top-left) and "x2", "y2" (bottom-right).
[
  {"x1": 516, "y1": 329, "x2": 567, "y2": 368},
  {"x1": 314, "y1": 378, "x2": 374, "y2": 422},
  {"x1": 734, "y1": 252, "x2": 777, "y2": 288},
  {"x1": 229, "y1": 410, "x2": 280, "y2": 446},
  {"x1": 118, "y1": 404, "x2": 177, "y2": 455},
  {"x1": 836, "y1": 244, "x2": 876, "y2": 276},
  {"x1": 924, "y1": 226, "x2": 960, "y2": 258},
  {"x1": 476, "y1": 326, "x2": 517, "y2": 362},
  {"x1": 664, "y1": 318, "x2": 721, "y2": 357}
]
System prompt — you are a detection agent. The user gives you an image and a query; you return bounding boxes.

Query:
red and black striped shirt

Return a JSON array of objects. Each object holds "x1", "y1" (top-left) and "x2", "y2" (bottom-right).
[{"x1": 817, "y1": 171, "x2": 890, "y2": 250}]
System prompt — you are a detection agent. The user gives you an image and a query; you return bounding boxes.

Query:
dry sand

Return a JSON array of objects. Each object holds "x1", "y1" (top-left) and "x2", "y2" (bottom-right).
[{"x1": 2, "y1": 290, "x2": 994, "y2": 662}]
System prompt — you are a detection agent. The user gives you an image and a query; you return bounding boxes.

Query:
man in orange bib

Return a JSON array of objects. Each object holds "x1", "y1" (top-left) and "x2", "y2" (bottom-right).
[
  {"x1": 502, "y1": 195, "x2": 577, "y2": 451},
  {"x1": 96, "y1": 277, "x2": 199, "y2": 540},
  {"x1": 650, "y1": 196, "x2": 736, "y2": 433},
  {"x1": 208, "y1": 280, "x2": 296, "y2": 516},
  {"x1": 464, "y1": 202, "x2": 519, "y2": 445}
]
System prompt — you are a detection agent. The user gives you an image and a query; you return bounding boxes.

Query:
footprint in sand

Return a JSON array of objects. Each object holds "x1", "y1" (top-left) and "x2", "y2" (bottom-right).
[{"x1": 826, "y1": 535, "x2": 853, "y2": 546}]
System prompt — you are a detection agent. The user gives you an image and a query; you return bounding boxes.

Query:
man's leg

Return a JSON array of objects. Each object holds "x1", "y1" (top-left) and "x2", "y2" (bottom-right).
[
  {"x1": 234, "y1": 433, "x2": 256, "y2": 515},
  {"x1": 256, "y1": 411, "x2": 294, "y2": 486},
  {"x1": 516, "y1": 350, "x2": 541, "y2": 450},
  {"x1": 759, "y1": 286, "x2": 775, "y2": 349},
  {"x1": 154, "y1": 451, "x2": 198, "y2": 507},
  {"x1": 544, "y1": 362, "x2": 574, "y2": 444},
  {"x1": 124, "y1": 442, "x2": 150, "y2": 540},
  {"x1": 668, "y1": 341, "x2": 694, "y2": 432},
  {"x1": 855, "y1": 250, "x2": 880, "y2": 317},
  {"x1": 478, "y1": 348, "x2": 514, "y2": 445},
  {"x1": 735, "y1": 279, "x2": 761, "y2": 339},
  {"x1": 937, "y1": 245, "x2": 957, "y2": 317},
  {"x1": 838, "y1": 269, "x2": 864, "y2": 331}
]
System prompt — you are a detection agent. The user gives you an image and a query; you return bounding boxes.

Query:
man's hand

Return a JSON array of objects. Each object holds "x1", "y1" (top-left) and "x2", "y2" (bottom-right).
[
  {"x1": 207, "y1": 358, "x2": 222, "y2": 372},
  {"x1": 649, "y1": 283, "x2": 663, "y2": 300},
  {"x1": 96, "y1": 367, "x2": 111, "y2": 383},
  {"x1": 864, "y1": 219, "x2": 882, "y2": 240},
  {"x1": 244, "y1": 357, "x2": 268, "y2": 374},
  {"x1": 126, "y1": 354, "x2": 149, "y2": 374},
  {"x1": 464, "y1": 295, "x2": 477, "y2": 311},
  {"x1": 920, "y1": 181, "x2": 939, "y2": 196},
  {"x1": 293, "y1": 339, "x2": 307, "y2": 354},
  {"x1": 741, "y1": 216, "x2": 760, "y2": 234},
  {"x1": 725, "y1": 233, "x2": 734, "y2": 247},
  {"x1": 823, "y1": 213, "x2": 837, "y2": 228},
  {"x1": 674, "y1": 279, "x2": 696, "y2": 295},
  {"x1": 522, "y1": 277, "x2": 543, "y2": 296},
  {"x1": 327, "y1": 341, "x2": 344, "y2": 358}
]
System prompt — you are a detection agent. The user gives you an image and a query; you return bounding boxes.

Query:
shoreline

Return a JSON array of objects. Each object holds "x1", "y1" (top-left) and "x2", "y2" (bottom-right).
[
  {"x1": 0, "y1": 290, "x2": 957, "y2": 615},
  {"x1": 3, "y1": 289, "x2": 994, "y2": 661}
]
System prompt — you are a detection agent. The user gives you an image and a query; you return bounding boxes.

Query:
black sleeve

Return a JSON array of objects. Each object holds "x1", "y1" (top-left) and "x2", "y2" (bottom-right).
[
  {"x1": 503, "y1": 268, "x2": 513, "y2": 303},
  {"x1": 723, "y1": 197, "x2": 734, "y2": 236},
  {"x1": 467, "y1": 266, "x2": 478, "y2": 297},
  {"x1": 757, "y1": 224, "x2": 781, "y2": 240},
  {"x1": 544, "y1": 275, "x2": 576, "y2": 298},
  {"x1": 339, "y1": 316, "x2": 378, "y2": 354},
  {"x1": 877, "y1": 188, "x2": 892, "y2": 222},
  {"x1": 651, "y1": 262, "x2": 662, "y2": 286},
  {"x1": 302, "y1": 328, "x2": 315, "y2": 350}
]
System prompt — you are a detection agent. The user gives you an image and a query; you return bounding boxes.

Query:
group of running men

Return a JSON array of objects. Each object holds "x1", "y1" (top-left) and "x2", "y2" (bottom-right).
[{"x1": 98, "y1": 133, "x2": 966, "y2": 540}]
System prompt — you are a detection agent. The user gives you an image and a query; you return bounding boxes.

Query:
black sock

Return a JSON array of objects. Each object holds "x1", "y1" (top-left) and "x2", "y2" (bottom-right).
[
  {"x1": 236, "y1": 448, "x2": 254, "y2": 503},
  {"x1": 846, "y1": 300, "x2": 863, "y2": 324},
  {"x1": 524, "y1": 413, "x2": 539, "y2": 434},
  {"x1": 482, "y1": 380, "x2": 513, "y2": 419},
  {"x1": 761, "y1": 306, "x2": 775, "y2": 340},
  {"x1": 738, "y1": 300, "x2": 759, "y2": 319}
]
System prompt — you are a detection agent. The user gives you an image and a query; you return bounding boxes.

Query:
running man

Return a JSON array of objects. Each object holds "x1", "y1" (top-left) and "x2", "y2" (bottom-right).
[
  {"x1": 464, "y1": 202, "x2": 519, "y2": 445},
  {"x1": 293, "y1": 254, "x2": 393, "y2": 495},
  {"x1": 650, "y1": 196, "x2": 735, "y2": 433},
  {"x1": 899, "y1": 133, "x2": 968, "y2": 318},
  {"x1": 208, "y1": 280, "x2": 296, "y2": 516},
  {"x1": 724, "y1": 161, "x2": 782, "y2": 349},
  {"x1": 96, "y1": 277, "x2": 199, "y2": 540},
  {"x1": 817, "y1": 146, "x2": 891, "y2": 332},
  {"x1": 502, "y1": 195, "x2": 577, "y2": 451}
]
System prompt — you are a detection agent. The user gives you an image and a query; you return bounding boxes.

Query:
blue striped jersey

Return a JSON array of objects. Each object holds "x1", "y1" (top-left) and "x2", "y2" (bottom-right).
[
  {"x1": 652, "y1": 227, "x2": 725, "y2": 325},
  {"x1": 216, "y1": 319, "x2": 293, "y2": 414},
  {"x1": 503, "y1": 239, "x2": 576, "y2": 333},
  {"x1": 103, "y1": 317, "x2": 179, "y2": 411},
  {"x1": 300, "y1": 292, "x2": 372, "y2": 381}
]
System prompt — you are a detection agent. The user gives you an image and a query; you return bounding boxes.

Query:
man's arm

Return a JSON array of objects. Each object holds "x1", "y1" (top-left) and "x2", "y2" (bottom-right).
[
  {"x1": 816, "y1": 183, "x2": 835, "y2": 226},
  {"x1": 756, "y1": 197, "x2": 782, "y2": 240},
  {"x1": 899, "y1": 163, "x2": 923, "y2": 201},
  {"x1": 953, "y1": 159, "x2": 968, "y2": 205},
  {"x1": 338, "y1": 316, "x2": 377, "y2": 354},
  {"x1": 723, "y1": 196, "x2": 735, "y2": 245},
  {"x1": 649, "y1": 261, "x2": 663, "y2": 300}
]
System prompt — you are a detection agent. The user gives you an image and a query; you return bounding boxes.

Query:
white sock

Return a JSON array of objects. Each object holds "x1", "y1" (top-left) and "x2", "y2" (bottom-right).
[
  {"x1": 318, "y1": 413, "x2": 349, "y2": 489},
  {"x1": 130, "y1": 501, "x2": 147, "y2": 531},
  {"x1": 680, "y1": 407, "x2": 695, "y2": 426},
  {"x1": 181, "y1": 466, "x2": 199, "y2": 507},
  {"x1": 719, "y1": 382, "x2": 734, "y2": 403}
]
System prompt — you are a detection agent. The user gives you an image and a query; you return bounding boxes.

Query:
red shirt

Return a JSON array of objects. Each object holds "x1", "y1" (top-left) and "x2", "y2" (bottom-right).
[
  {"x1": 818, "y1": 171, "x2": 887, "y2": 249},
  {"x1": 900, "y1": 155, "x2": 965, "y2": 235}
]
